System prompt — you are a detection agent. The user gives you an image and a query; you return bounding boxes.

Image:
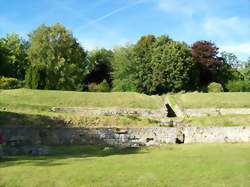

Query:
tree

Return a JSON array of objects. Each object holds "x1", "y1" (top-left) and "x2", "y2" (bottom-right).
[
  {"x1": 221, "y1": 51, "x2": 240, "y2": 69},
  {"x1": 132, "y1": 35, "x2": 156, "y2": 94},
  {"x1": 26, "y1": 23, "x2": 87, "y2": 90},
  {"x1": 0, "y1": 33, "x2": 28, "y2": 79},
  {"x1": 191, "y1": 41, "x2": 224, "y2": 86},
  {"x1": 216, "y1": 51, "x2": 243, "y2": 85},
  {"x1": 241, "y1": 57, "x2": 250, "y2": 81},
  {"x1": 0, "y1": 39, "x2": 10, "y2": 77},
  {"x1": 132, "y1": 35, "x2": 172, "y2": 94},
  {"x1": 151, "y1": 41, "x2": 197, "y2": 93},
  {"x1": 112, "y1": 35, "x2": 197, "y2": 94},
  {"x1": 112, "y1": 45, "x2": 136, "y2": 92},
  {"x1": 85, "y1": 48, "x2": 113, "y2": 85}
]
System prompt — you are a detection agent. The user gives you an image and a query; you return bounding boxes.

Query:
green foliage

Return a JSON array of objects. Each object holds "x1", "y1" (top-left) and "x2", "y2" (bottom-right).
[
  {"x1": 26, "y1": 23, "x2": 87, "y2": 90},
  {"x1": 132, "y1": 35, "x2": 156, "y2": 94},
  {"x1": 87, "y1": 80, "x2": 110, "y2": 92},
  {"x1": 112, "y1": 35, "x2": 197, "y2": 94},
  {"x1": 25, "y1": 64, "x2": 46, "y2": 89},
  {"x1": 216, "y1": 63, "x2": 243, "y2": 86},
  {"x1": 221, "y1": 51, "x2": 240, "y2": 69},
  {"x1": 151, "y1": 41, "x2": 196, "y2": 93},
  {"x1": 0, "y1": 77, "x2": 22, "y2": 89},
  {"x1": 85, "y1": 48, "x2": 113, "y2": 85},
  {"x1": 207, "y1": 82, "x2": 224, "y2": 92},
  {"x1": 226, "y1": 80, "x2": 250, "y2": 92},
  {"x1": 240, "y1": 58, "x2": 250, "y2": 81},
  {"x1": 0, "y1": 34, "x2": 29, "y2": 80},
  {"x1": 112, "y1": 45, "x2": 136, "y2": 92},
  {"x1": 96, "y1": 80, "x2": 110, "y2": 92}
]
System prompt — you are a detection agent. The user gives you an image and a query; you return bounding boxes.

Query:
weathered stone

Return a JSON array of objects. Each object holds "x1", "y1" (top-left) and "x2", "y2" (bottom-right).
[
  {"x1": 1, "y1": 126, "x2": 250, "y2": 147},
  {"x1": 185, "y1": 108, "x2": 250, "y2": 117},
  {"x1": 51, "y1": 107, "x2": 167, "y2": 117}
]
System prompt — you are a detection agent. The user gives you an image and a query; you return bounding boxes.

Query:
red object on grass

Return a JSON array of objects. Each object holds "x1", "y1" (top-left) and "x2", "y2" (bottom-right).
[{"x1": 0, "y1": 132, "x2": 4, "y2": 144}]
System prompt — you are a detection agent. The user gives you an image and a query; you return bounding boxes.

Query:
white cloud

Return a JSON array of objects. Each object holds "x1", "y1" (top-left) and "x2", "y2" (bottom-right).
[
  {"x1": 158, "y1": 0, "x2": 207, "y2": 16},
  {"x1": 202, "y1": 16, "x2": 250, "y2": 39},
  {"x1": 220, "y1": 43, "x2": 250, "y2": 54},
  {"x1": 219, "y1": 43, "x2": 250, "y2": 60}
]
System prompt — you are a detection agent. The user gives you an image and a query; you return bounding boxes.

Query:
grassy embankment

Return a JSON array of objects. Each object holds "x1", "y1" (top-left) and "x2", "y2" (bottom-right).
[
  {"x1": 168, "y1": 92, "x2": 250, "y2": 127},
  {"x1": 174, "y1": 92, "x2": 250, "y2": 108},
  {"x1": 1, "y1": 89, "x2": 250, "y2": 127},
  {"x1": 0, "y1": 89, "x2": 164, "y2": 127},
  {"x1": 1, "y1": 144, "x2": 249, "y2": 187}
]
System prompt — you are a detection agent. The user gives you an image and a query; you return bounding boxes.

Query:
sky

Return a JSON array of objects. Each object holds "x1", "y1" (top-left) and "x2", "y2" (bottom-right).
[{"x1": 0, "y1": 0, "x2": 249, "y2": 60}]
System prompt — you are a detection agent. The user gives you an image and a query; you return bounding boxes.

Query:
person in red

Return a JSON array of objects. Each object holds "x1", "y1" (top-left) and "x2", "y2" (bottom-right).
[{"x1": 0, "y1": 132, "x2": 4, "y2": 157}]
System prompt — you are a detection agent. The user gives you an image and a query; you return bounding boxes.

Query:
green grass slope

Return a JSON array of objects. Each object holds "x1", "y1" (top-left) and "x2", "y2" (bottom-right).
[
  {"x1": 175, "y1": 92, "x2": 250, "y2": 108},
  {"x1": 0, "y1": 89, "x2": 163, "y2": 111},
  {"x1": 0, "y1": 89, "x2": 164, "y2": 127}
]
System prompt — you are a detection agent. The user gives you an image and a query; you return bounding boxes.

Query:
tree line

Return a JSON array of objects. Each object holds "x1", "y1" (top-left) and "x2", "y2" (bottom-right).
[{"x1": 0, "y1": 23, "x2": 250, "y2": 94}]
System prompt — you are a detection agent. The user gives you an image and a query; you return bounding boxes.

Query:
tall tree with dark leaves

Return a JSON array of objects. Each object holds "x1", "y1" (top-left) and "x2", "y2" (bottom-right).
[{"x1": 191, "y1": 41, "x2": 224, "y2": 86}]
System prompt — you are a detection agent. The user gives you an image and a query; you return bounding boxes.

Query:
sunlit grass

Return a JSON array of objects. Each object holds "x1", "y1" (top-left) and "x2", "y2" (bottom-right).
[{"x1": 1, "y1": 144, "x2": 250, "y2": 187}]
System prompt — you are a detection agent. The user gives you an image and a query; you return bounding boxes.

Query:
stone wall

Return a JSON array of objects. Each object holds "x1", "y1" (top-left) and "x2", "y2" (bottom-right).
[
  {"x1": 165, "y1": 95, "x2": 186, "y2": 117},
  {"x1": 184, "y1": 127, "x2": 250, "y2": 143},
  {"x1": 51, "y1": 107, "x2": 167, "y2": 118},
  {"x1": 1, "y1": 126, "x2": 250, "y2": 146},
  {"x1": 185, "y1": 108, "x2": 250, "y2": 116},
  {"x1": 0, "y1": 126, "x2": 176, "y2": 147}
]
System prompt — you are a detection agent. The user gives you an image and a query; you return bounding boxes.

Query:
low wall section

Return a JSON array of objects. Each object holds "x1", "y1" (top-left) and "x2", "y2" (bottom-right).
[
  {"x1": 186, "y1": 108, "x2": 250, "y2": 116},
  {"x1": 52, "y1": 107, "x2": 167, "y2": 117},
  {"x1": 1, "y1": 126, "x2": 250, "y2": 146}
]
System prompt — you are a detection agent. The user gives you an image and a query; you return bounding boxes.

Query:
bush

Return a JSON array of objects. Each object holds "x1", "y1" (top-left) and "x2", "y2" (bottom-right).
[
  {"x1": 96, "y1": 80, "x2": 110, "y2": 92},
  {"x1": 0, "y1": 77, "x2": 22, "y2": 89},
  {"x1": 207, "y1": 82, "x2": 224, "y2": 92},
  {"x1": 87, "y1": 80, "x2": 110, "y2": 92},
  {"x1": 87, "y1": 83, "x2": 98, "y2": 92},
  {"x1": 226, "y1": 80, "x2": 250, "y2": 92}
]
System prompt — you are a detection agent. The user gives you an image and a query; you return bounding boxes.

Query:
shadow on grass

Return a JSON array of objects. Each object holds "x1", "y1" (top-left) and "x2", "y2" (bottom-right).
[
  {"x1": 0, "y1": 111, "x2": 146, "y2": 168},
  {"x1": 0, "y1": 145, "x2": 145, "y2": 168},
  {"x1": 0, "y1": 111, "x2": 67, "y2": 127}
]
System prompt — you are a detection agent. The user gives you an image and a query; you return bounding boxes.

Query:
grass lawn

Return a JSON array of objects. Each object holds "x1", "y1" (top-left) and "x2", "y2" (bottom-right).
[
  {"x1": 1, "y1": 144, "x2": 250, "y2": 187},
  {"x1": 0, "y1": 89, "x2": 163, "y2": 111},
  {"x1": 185, "y1": 114, "x2": 250, "y2": 127},
  {"x1": 174, "y1": 92, "x2": 250, "y2": 108}
]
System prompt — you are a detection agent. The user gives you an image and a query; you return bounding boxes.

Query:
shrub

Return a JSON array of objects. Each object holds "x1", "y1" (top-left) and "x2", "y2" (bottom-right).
[
  {"x1": 207, "y1": 82, "x2": 224, "y2": 92},
  {"x1": 226, "y1": 80, "x2": 250, "y2": 92},
  {"x1": 96, "y1": 80, "x2": 110, "y2": 92},
  {"x1": 0, "y1": 77, "x2": 22, "y2": 89},
  {"x1": 87, "y1": 83, "x2": 98, "y2": 92},
  {"x1": 87, "y1": 80, "x2": 111, "y2": 92}
]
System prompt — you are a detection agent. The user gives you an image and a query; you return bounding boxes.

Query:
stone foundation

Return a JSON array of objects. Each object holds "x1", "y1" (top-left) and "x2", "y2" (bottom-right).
[
  {"x1": 1, "y1": 126, "x2": 250, "y2": 147},
  {"x1": 51, "y1": 107, "x2": 167, "y2": 117},
  {"x1": 184, "y1": 127, "x2": 250, "y2": 143},
  {"x1": 185, "y1": 108, "x2": 250, "y2": 116}
]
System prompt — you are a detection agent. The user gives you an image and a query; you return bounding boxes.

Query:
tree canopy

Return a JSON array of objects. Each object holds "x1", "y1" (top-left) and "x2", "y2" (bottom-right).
[
  {"x1": 25, "y1": 23, "x2": 87, "y2": 90},
  {"x1": 0, "y1": 23, "x2": 248, "y2": 93}
]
